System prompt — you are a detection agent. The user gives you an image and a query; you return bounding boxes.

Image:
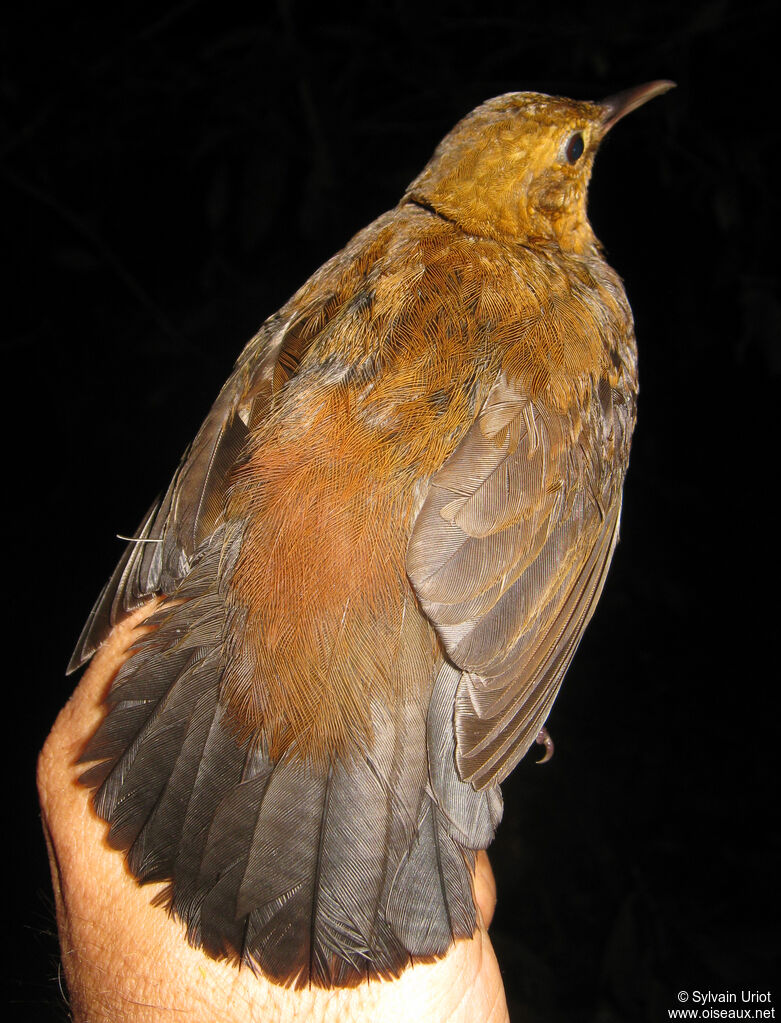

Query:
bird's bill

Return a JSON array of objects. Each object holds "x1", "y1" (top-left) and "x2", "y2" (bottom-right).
[{"x1": 599, "y1": 80, "x2": 676, "y2": 134}]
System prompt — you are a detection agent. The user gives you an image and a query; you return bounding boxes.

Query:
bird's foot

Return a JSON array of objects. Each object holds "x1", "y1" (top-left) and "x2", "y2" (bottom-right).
[{"x1": 535, "y1": 727, "x2": 554, "y2": 764}]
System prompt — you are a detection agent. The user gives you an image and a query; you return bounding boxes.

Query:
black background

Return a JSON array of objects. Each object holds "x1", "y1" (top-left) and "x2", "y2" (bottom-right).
[{"x1": 5, "y1": 1, "x2": 778, "y2": 1019}]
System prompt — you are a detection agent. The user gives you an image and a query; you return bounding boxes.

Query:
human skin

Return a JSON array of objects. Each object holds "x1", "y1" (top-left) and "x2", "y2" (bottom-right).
[{"x1": 37, "y1": 605, "x2": 510, "y2": 1023}]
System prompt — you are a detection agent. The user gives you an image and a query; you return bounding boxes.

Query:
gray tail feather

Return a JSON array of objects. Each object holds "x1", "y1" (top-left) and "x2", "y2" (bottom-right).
[{"x1": 79, "y1": 531, "x2": 502, "y2": 986}]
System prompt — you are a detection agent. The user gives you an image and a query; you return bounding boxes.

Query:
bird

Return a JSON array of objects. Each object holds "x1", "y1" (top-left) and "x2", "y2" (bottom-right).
[{"x1": 69, "y1": 81, "x2": 673, "y2": 988}]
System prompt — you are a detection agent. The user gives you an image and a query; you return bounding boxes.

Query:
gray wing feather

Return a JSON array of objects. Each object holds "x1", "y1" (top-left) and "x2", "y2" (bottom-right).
[
  {"x1": 67, "y1": 313, "x2": 293, "y2": 673},
  {"x1": 408, "y1": 371, "x2": 630, "y2": 789}
]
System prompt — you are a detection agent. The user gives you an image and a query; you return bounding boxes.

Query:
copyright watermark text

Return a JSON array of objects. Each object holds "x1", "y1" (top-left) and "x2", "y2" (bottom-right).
[{"x1": 668, "y1": 991, "x2": 774, "y2": 1019}]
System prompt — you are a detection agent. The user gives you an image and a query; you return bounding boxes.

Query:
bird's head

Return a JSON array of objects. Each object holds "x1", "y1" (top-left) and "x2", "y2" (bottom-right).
[{"x1": 405, "y1": 82, "x2": 674, "y2": 255}]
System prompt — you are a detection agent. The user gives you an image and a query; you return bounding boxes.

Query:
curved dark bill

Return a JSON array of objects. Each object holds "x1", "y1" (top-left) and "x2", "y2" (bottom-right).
[{"x1": 600, "y1": 80, "x2": 676, "y2": 134}]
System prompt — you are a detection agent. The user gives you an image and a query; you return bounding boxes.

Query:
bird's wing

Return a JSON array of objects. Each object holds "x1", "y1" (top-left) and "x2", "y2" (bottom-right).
[
  {"x1": 407, "y1": 370, "x2": 631, "y2": 790},
  {"x1": 67, "y1": 307, "x2": 312, "y2": 673}
]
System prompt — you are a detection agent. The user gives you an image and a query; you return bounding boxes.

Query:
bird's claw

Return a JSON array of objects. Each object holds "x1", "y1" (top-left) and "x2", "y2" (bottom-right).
[{"x1": 535, "y1": 727, "x2": 554, "y2": 764}]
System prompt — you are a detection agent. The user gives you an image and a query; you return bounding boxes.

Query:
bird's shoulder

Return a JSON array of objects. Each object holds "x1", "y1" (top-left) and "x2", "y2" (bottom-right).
[{"x1": 249, "y1": 203, "x2": 636, "y2": 431}]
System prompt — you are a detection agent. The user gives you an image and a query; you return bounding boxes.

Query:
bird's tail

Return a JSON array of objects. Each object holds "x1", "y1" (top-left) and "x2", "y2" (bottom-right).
[{"x1": 78, "y1": 528, "x2": 502, "y2": 986}]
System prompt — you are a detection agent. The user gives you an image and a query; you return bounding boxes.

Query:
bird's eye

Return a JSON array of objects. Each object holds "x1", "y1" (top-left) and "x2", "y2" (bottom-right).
[{"x1": 565, "y1": 132, "x2": 585, "y2": 164}]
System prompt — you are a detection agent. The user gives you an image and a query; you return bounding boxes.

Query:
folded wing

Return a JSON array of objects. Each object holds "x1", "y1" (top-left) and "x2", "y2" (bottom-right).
[{"x1": 408, "y1": 370, "x2": 632, "y2": 789}]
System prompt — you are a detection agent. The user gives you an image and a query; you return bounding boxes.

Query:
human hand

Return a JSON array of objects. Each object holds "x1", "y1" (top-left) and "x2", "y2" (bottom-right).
[{"x1": 38, "y1": 605, "x2": 509, "y2": 1023}]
